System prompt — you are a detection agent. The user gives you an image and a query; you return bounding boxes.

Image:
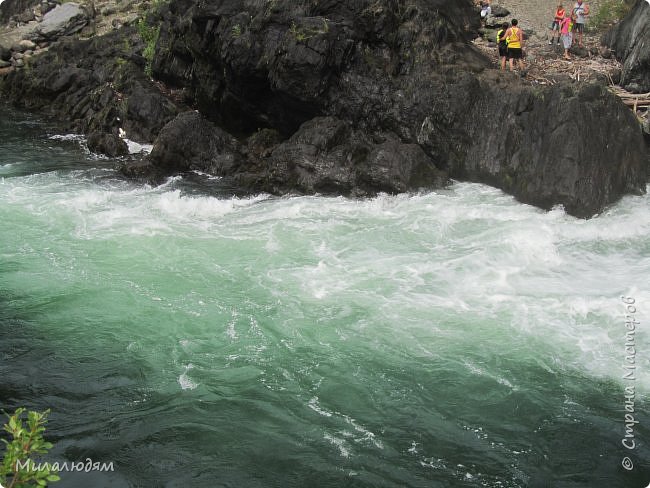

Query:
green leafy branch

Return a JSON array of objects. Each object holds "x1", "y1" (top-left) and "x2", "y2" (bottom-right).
[
  {"x1": 138, "y1": 18, "x2": 161, "y2": 78},
  {"x1": 0, "y1": 409, "x2": 59, "y2": 488}
]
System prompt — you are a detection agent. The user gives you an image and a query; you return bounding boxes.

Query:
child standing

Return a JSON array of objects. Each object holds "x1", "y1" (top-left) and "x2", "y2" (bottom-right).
[{"x1": 560, "y1": 12, "x2": 573, "y2": 60}]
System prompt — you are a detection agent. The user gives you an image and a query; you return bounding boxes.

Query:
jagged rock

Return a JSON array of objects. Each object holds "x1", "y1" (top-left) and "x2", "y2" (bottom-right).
[
  {"x1": 599, "y1": 46, "x2": 611, "y2": 59},
  {"x1": 570, "y1": 45, "x2": 589, "y2": 58},
  {"x1": 253, "y1": 116, "x2": 447, "y2": 195},
  {"x1": 139, "y1": 112, "x2": 448, "y2": 197},
  {"x1": 121, "y1": 83, "x2": 180, "y2": 142},
  {"x1": 147, "y1": 0, "x2": 647, "y2": 215},
  {"x1": 0, "y1": 45, "x2": 11, "y2": 61},
  {"x1": 603, "y1": 0, "x2": 650, "y2": 93},
  {"x1": 153, "y1": 0, "x2": 480, "y2": 137},
  {"x1": 457, "y1": 77, "x2": 646, "y2": 217},
  {"x1": 0, "y1": 26, "x2": 181, "y2": 141},
  {"x1": 490, "y1": 5, "x2": 510, "y2": 17},
  {"x1": 146, "y1": 111, "x2": 244, "y2": 175},
  {"x1": 245, "y1": 129, "x2": 282, "y2": 159},
  {"x1": 14, "y1": 58, "x2": 24, "y2": 67},
  {"x1": 87, "y1": 131, "x2": 129, "y2": 157},
  {"x1": 28, "y1": 3, "x2": 89, "y2": 42}
]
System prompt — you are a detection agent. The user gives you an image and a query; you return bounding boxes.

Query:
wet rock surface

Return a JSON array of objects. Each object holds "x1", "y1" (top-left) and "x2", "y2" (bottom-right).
[
  {"x1": 0, "y1": 26, "x2": 182, "y2": 142},
  {"x1": 603, "y1": 0, "x2": 650, "y2": 93},
  {"x1": 0, "y1": 0, "x2": 647, "y2": 217}
]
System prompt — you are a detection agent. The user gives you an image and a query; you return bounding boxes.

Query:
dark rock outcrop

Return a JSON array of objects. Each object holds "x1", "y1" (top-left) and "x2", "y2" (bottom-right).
[
  {"x1": 603, "y1": 0, "x2": 650, "y2": 93},
  {"x1": 490, "y1": 6, "x2": 510, "y2": 17},
  {"x1": 0, "y1": 26, "x2": 182, "y2": 143},
  {"x1": 27, "y1": 2, "x2": 89, "y2": 41},
  {"x1": 148, "y1": 110, "x2": 244, "y2": 175},
  {"x1": 1, "y1": 0, "x2": 647, "y2": 217},
  {"x1": 0, "y1": 44, "x2": 10, "y2": 61},
  {"x1": 135, "y1": 0, "x2": 644, "y2": 215},
  {"x1": 241, "y1": 116, "x2": 447, "y2": 196},
  {"x1": 87, "y1": 131, "x2": 129, "y2": 157},
  {"x1": 458, "y1": 76, "x2": 646, "y2": 217},
  {"x1": 152, "y1": 0, "x2": 482, "y2": 138}
]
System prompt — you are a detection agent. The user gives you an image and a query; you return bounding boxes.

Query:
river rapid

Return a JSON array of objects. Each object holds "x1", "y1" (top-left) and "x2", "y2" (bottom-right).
[{"x1": 1, "y1": 105, "x2": 648, "y2": 487}]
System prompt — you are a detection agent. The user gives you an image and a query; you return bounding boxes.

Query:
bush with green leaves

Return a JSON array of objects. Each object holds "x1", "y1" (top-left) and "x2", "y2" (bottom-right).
[
  {"x1": 0, "y1": 408, "x2": 59, "y2": 488},
  {"x1": 590, "y1": 0, "x2": 634, "y2": 30},
  {"x1": 138, "y1": 18, "x2": 161, "y2": 78}
]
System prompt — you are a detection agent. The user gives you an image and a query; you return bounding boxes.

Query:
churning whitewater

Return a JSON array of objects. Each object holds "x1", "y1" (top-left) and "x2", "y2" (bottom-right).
[{"x1": 1, "y1": 107, "x2": 648, "y2": 487}]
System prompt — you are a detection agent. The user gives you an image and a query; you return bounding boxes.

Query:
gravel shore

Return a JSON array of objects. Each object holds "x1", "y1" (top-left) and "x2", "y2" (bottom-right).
[{"x1": 488, "y1": 0, "x2": 604, "y2": 41}]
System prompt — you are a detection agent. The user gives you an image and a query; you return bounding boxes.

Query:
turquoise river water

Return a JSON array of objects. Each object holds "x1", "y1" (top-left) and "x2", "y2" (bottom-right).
[{"x1": 0, "y1": 105, "x2": 649, "y2": 487}]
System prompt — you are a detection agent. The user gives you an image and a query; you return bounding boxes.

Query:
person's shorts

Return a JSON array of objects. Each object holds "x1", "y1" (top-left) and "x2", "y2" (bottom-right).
[
  {"x1": 508, "y1": 47, "x2": 522, "y2": 59},
  {"x1": 551, "y1": 20, "x2": 560, "y2": 30},
  {"x1": 574, "y1": 23, "x2": 584, "y2": 33},
  {"x1": 498, "y1": 45, "x2": 508, "y2": 57}
]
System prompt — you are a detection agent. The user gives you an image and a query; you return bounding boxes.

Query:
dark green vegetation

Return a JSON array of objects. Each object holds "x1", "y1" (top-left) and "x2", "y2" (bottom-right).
[
  {"x1": 1, "y1": 409, "x2": 59, "y2": 488},
  {"x1": 137, "y1": 19, "x2": 160, "y2": 78},
  {"x1": 591, "y1": 0, "x2": 634, "y2": 29}
]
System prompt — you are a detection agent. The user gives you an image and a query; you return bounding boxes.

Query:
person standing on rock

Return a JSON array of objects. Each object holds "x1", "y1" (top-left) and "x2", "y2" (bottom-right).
[
  {"x1": 480, "y1": 0, "x2": 491, "y2": 25},
  {"x1": 505, "y1": 19, "x2": 525, "y2": 73},
  {"x1": 560, "y1": 11, "x2": 574, "y2": 60},
  {"x1": 549, "y1": 3, "x2": 566, "y2": 45},
  {"x1": 572, "y1": 0, "x2": 589, "y2": 47},
  {"x1": 497, "y1": 22, "x2": 509, "y2": 70}
]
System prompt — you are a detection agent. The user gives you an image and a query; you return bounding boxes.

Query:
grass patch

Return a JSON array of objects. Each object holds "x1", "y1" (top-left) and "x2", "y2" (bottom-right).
[
  {"x1": 138, "y1": 18, "x2": 160, "y2": 78},
  {"x1": 590, "y1": 0, "x2": 634, "y2": 30}
]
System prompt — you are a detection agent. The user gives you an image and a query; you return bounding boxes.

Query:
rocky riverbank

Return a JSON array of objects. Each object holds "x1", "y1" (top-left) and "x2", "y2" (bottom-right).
[{"x1": 1, "y1": 0, "x2": 648, "y2": 218}]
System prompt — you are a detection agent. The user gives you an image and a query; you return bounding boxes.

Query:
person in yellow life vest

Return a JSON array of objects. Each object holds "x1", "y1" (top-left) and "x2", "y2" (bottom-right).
[
  {"x1": 504, "y1": 19, "x2": 525, "y2": 73},
  {"x1": 497, "y1": 22, "x2": 509, "y2": 70}
]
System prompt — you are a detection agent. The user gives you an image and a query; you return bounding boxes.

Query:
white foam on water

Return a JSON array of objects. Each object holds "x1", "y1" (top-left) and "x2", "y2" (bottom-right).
[
  {"x1": 178, "y1": 364, "x2": 198, "y2": 390},
  {"x1": 2, "y1": 170, "x2": 649, "y2": 391},
  {"x1": 308, "y1": 397, "x2": 332, "y2": 417},
  {"x1": 191, "y1": 170, "x2": 222, "y2": 180},
  {"x1": 48, "y1": 134, "x2": 86, "y2": 142},
  {"x1": 323, "y1": 433, "x2": 351, "y2": 458},
  {"x1": 124, "y1": 139, "x2": 153, "y2": 155}
]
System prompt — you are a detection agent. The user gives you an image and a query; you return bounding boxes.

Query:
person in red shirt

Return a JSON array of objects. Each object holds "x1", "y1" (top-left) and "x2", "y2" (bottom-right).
[{"x1": 549, "y1": 3, "x2": 566, "y2": 45}]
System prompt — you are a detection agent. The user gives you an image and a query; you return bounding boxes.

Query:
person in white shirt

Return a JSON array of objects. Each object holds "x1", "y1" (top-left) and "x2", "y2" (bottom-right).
[{"x1": 572, "y1": 0, "x2": 590, "y2": 47}]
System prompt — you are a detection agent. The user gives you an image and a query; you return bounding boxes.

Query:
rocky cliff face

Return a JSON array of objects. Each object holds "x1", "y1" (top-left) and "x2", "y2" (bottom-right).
[
  {"x1": 0, "y1": 25, "x2": 181, "y2": 141},
  {"x1": 142, "y1": 0, "x2": 645, "y2": 216},
  {"x1": 603, "y1": 0, "x2": 650, "y2": 93},
  {"x1": 1, "y1": 0, "x2": 647, "y2": 217}
]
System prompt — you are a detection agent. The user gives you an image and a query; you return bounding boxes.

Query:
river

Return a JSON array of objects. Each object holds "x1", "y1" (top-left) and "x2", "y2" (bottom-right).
[{"x1": 1, "y1": 105, "x2": 648, "y2": 487}]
